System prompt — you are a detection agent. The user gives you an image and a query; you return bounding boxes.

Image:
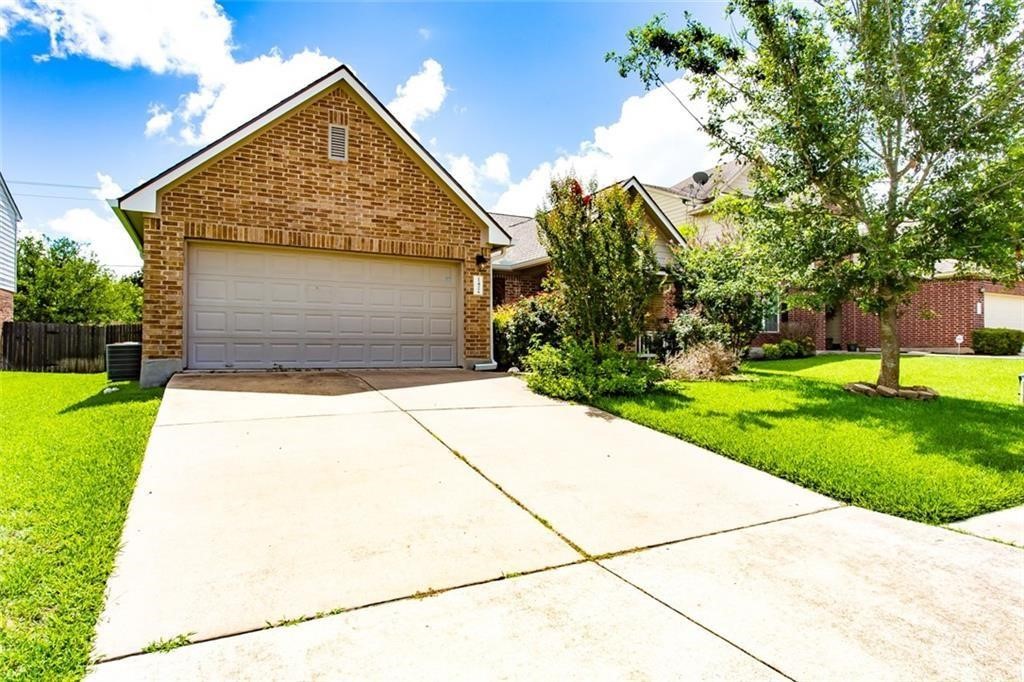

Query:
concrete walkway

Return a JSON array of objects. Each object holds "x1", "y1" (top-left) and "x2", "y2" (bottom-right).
[
  {"x1": 89, "y1": 370, "x2": 1024, "y2": 680},
  {"x1": 948, "y1": 504, "x2": 1024, "y2": 547}
]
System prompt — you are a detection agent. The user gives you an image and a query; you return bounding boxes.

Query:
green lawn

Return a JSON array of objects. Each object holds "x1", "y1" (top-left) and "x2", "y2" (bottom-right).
[
  {"x1": 594, "y1": 355, "x2": 1024, "y2": 524},
  {"x1": 0, "y1": 373, "x2": 162, "y2": 680}
]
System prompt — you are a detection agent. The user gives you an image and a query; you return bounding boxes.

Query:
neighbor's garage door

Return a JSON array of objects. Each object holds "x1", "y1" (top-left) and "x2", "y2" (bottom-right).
[
  {"x1": 984, "y1": 292, "x2": 1024, "y2": 331},
  {"x1": 187, "y1": 243, "x2": 459, "y2": 369}
]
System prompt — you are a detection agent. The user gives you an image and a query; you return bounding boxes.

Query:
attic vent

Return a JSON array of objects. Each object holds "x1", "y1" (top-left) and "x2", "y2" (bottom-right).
[{"x1": 328, "y1": 124, "x2": 348, "y2": 161}]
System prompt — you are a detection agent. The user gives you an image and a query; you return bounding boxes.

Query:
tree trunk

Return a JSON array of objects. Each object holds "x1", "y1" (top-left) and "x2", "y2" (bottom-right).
[{"x1": 876, "y1": 303, "x2": 901, "y2": 389}]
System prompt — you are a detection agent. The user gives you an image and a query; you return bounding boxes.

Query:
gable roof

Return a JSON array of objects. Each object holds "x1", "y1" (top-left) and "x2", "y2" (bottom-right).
[
  {"x1": 111, "y1": 64, "x2": 512, "y2": 250},
  {"x1": 492, "y1": 176, "x2": 686, "y2": 270},
  {"x1": 0, "y1": 171, "x2": 22, "y2": 221},
  {"x1": 669, "y1": 160, "x2": 750, "y2": 210}
]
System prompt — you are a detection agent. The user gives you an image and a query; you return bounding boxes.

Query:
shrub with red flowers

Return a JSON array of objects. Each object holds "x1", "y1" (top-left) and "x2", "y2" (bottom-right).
[{"x1": 536, "y1": 175, "x2": 659, "y2": 349}]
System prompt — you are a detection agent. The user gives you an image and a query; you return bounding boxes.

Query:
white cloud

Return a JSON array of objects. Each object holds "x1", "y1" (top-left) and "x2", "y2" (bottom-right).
[
  {"x1": 176, "y1": 48, "x2": 340, "y2": 145},
  {"x1": 1, "y1": 0, "x2": 341, "y2": 145},
  {"x1": 25, "y1": 170, "x2": 142, "y2": 275},
  {"x1": 91, "y1": 172, "x2": 123, "y2": 201},
  {"x1": 445, "y1": 152, "x2": 510, "y2": 194},
  {"x1": 2, "y1": 2, "x2": 450, "y2": 145},
  {"x1": 418, "y1": 27, "x2": 431, "y2": 41},
  {"x1": 144, "y1": 104, "x2": 173, "y2": 137},
  {"x1": 388, "y1": 58, "x2": 448, "y2": 131},
  {"x1": 4, "y1": 0, "x2": 235, "y2": 78},
  {"x1": 43, "y1": 207, "x2": 142, "y2": 276},
  {"x1": 493, "y1": 77, "x2": 717, "y2": 214}
]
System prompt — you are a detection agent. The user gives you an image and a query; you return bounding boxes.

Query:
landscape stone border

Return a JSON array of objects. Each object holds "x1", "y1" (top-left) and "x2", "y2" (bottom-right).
[{"x1": 843, "y1": 382, "x2": 940, "y2": 400}]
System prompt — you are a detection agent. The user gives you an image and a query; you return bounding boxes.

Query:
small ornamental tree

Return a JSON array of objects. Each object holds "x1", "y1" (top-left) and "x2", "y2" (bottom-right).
[
  {"x1": 536, "y1": 176, "x2": 660, "y2": 349},
  {"x1": 669, "y1": 238, "x2": 773, "y2": 352},
  {"x1": 609, "y1": 0, "x2": 1024, "y2": 389}
]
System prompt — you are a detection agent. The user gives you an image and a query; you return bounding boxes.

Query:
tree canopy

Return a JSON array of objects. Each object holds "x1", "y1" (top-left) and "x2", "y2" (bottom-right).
[
  {"x1": 609, "y1": 0, "x2": 1024, "y2": 387},
  {"x1": 536, "y1": 176, "x2": 660, "y2": 349},
  {"x1": 15, "y1": 235, "x2": 142, "y2": 324}
]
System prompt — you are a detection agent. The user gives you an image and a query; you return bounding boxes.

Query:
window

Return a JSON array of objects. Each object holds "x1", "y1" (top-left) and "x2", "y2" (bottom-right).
[
  {"x1": 762, "y1": 292, "x2": 781, "y2": 333},
  {"x1": 328, "y1": 124, "x2": 348, "y2": 161}
]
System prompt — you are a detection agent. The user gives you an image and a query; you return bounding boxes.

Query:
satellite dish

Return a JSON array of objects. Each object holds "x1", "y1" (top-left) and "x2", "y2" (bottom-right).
[{"x1": 692, "y1": 171, "x2": 710, "y2": 186}]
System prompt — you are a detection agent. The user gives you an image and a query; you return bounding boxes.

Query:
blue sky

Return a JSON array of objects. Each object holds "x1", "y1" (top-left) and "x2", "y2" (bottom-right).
[{"x1": 0, "y1": 1, "x2": 725, "y2": 273}]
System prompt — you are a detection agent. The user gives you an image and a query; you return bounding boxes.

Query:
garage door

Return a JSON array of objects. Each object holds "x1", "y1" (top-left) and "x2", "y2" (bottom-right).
[
  {"x1": 984, "y1": 293, "x2": 1024, "y2": 331},
  {"x1": 187, "y1": 243, "x2": 460, "y2": 369}
]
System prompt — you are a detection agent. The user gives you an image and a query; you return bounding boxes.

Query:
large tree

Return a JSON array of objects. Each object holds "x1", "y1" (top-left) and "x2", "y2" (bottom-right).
[
  {"x1": 609, "y1": 0, "x2": 1023, "y2": 388},
  {"x1": 15, "y1": 235, "x2": 141, "y2": 323},
  {"x1": 537, "y1": 176, "x2": 660, "y2": 349}
]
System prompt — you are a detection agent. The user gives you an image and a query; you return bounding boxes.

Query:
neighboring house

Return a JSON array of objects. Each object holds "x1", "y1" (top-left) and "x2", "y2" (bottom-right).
[
  {"x1": 491, "y1": 178, "x2": 686, "y2": 319},
  {"x1": 649, "y1": 161, "x2": 1024, "y2": 352},
  {"x1": 0, "y1": 171, "x2": 21, "y2": 323},
  {"x1": 111, "y1": 65, "x2": 512, "y2": 387}
]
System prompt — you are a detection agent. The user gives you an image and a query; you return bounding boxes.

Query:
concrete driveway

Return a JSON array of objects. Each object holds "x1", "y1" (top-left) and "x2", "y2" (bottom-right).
[{"x1": 90, "y1": 370, "x2": 1024, "y2": 680}]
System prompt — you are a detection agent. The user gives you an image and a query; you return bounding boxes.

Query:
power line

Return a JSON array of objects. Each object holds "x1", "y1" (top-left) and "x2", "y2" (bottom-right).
[
  {"x1": 9, "y1": 180, "x2": 101, "y2": 190},
  {"x1": 12, "y1": 193, "x2": 105, "y2": 202}
]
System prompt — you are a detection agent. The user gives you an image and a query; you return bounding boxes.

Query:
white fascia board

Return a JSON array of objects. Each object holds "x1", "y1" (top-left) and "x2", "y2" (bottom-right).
[
  {"x1": 118, "y1": 65, "x2": 511, "y2": 247},
  {"x1": 492, "y1": 256, "x2": 550, "y2": 271},
  {"x1": 623, "y1": 177, "x2": 687, "y2": 246}
]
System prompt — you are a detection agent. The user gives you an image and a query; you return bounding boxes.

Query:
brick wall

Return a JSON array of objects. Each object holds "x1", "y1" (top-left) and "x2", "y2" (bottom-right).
[
  {"x1": 838, "y1": 279, "x2": 1024, "y2": 350},
  {"x1": 751, "y1": 306, "x2": 827, "y2": 349},
  {"x1": 145, "y1": 83, "x2": 493, "y2": 366},
  {"x1": 493, "y1": 264, "x2": 548, "y2": 306},
  {"x1": 0, "y1": 288, "x2": 12, "y2": 324}
]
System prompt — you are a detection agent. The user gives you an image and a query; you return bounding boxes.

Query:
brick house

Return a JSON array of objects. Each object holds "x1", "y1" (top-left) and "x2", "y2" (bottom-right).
[
  {"x1": 111, "y1": 65, "x2": 512, "y2": 387},
  {"x1": 0, "y1": 171, "x2": 20, "y2": 324},
  {"x1": 647, "y1": 162, "x2": 1024, "y2": 353},
  {"x1": 490, "y1": 178, "x2": 686, "y2": 316}
]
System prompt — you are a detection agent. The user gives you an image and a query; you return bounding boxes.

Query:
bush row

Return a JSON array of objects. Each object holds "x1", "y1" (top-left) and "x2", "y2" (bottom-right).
[{"x1": 972, "y1": 327, "x2": 1024, "y2": 355}]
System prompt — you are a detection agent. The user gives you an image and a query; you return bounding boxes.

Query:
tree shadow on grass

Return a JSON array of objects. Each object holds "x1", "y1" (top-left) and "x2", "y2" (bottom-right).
[
  {"x1": 60, "y1": 382, "x2": 163, "y2": 414},
  {"x1": 623, "y1": 375, "x2": 1023, "y2": 475}
]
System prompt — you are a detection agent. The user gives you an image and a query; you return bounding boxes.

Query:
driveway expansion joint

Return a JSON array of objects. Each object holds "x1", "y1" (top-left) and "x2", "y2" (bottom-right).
[
  {"x1": 595, "y1": 561, "x2": 797, "y2": 681},
  {"x1": 90, "y1": 558, "x2": 591, "y2": 667}
]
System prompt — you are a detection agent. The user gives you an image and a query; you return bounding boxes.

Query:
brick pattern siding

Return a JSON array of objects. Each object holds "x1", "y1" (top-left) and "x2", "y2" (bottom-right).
[
  {"x1": 493, "y1": 264, "x2": 548, "y2": 307},
  {"x1": 751, "y1": 306, "x2": 827, "y2": 350},
  {"x1": 0, "y1": 288, "x2": 12, "y2": 323},
  {"x1": 838, "y1": 279, "x2": 1024, "y2": 350},
  {"x1": 144, "y1": 83, "x2": 492, "y2": 366}
]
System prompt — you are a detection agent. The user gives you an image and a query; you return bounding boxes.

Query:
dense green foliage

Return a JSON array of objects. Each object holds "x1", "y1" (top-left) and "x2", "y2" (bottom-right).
[
  {"x1": 610, "y1": 0, "x2": 1024, "y2": 388},
  {"x1": 15, "y1": 236, "x2": 142, "y2": 323},
  {"x1": 0, "y1": 373, "x2": 162, "y2": 679},
  {"x1": 668, "y1": 239, "x2": 773, "y2": 351},
  {"x1": 595, "y1": 355, "x2": 1024, "y2": 523},
  {"x1": 493, "y1": 293, "x2": 565, "y2": 369},
  {"x1": 524, "y1": 342, "x2": 664, "y2": 401},
  {"x1": 762, "y1": 337, "x2": 816, "y2": 360},
  {"x1": 537, "y1": 176, "x2": 660, "y2": 348},
  {"x1": 972, "y1": 327, "x2": 1024, "y2": 356}
]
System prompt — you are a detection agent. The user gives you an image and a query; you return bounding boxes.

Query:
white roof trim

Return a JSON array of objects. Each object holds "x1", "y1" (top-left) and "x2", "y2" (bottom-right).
[
  {"x1": 493, "y1": 255, "x2": 550, "y2": 271},
  {"x1": 0, "y1": 171, "x2": 22, "y2": 221},
  {"x1": 117, "y1": 65, "x2": 511, "y2": 247},
  {"x1": 623, "y1": 177, "x2": 687, "y2": 246}
]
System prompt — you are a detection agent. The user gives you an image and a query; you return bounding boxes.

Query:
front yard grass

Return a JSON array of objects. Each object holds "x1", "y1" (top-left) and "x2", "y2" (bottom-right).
[
  {"x1": 0, "y1": 373, "x2": 162, "y2": 680},
  {"x1": 594, "y1": 355, "x2": 1024, "y2": 524}
]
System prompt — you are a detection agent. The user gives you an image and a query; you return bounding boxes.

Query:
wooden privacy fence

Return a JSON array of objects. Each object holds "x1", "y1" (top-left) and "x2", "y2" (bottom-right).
[{"x1": 1, "y1": 322, "x2": 142, "y2": 373}]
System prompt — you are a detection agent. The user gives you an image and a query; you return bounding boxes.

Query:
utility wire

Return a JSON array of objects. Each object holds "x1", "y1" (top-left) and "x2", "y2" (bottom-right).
[
  {"x1": 8, "y1": 180, "x2": 101, "y2": 190},
  {"x1": 12, "y1": 193, "x2": 106, "y2": 202}
]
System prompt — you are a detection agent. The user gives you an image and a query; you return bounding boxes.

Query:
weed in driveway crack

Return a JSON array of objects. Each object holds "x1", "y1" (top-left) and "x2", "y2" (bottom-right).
[{"x1": 140, "y1": 632, "x2": 195, "y2": 653}]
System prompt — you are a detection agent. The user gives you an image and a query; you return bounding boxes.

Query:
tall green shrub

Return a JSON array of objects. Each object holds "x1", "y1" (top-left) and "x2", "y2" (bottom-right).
[
  {"x1": 493, "y1": 293, "x2": 565, "y2": 368},
  {"x1": 536, "y1": 176, "x2": 660, "y2": 349}
]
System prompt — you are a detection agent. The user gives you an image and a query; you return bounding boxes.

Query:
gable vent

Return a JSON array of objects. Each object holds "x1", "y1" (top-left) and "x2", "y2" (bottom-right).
[{"x1": 328, "y1": 124, "x2": 348, "y2": 161}]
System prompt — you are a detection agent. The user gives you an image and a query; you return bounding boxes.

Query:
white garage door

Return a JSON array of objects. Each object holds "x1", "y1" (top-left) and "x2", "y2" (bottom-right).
[
  {"x1": 984, "y1": 293, "x2": 1024, "y2": 331},
  {"x1": 187, "y1": 243, "x2": 460, "y2": 369}
]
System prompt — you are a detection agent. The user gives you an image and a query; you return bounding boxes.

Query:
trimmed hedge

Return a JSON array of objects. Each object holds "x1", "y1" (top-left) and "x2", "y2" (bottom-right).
[{"x1": 972, "y1": 327, "x2": 1024, "y2": 356}]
